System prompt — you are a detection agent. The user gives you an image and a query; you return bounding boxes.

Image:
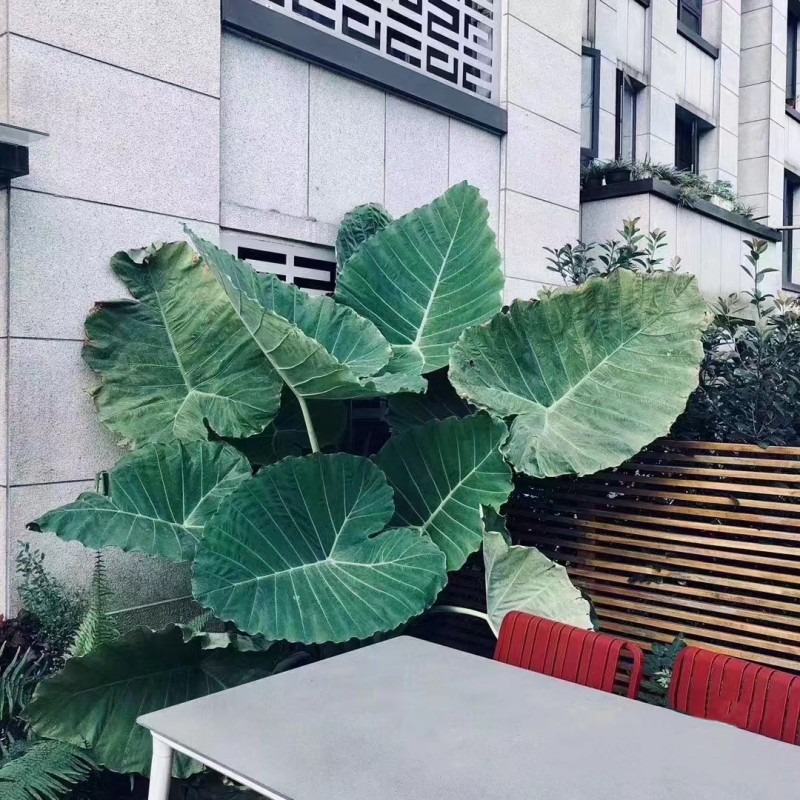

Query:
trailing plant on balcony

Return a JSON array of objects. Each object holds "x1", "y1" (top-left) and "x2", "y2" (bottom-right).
[
  {"x1": 581, "y1": 158, "x2": 755, "y2": 218},
  {"x1": 18, "y1": 183, "x2": 707, "y2": 787}
]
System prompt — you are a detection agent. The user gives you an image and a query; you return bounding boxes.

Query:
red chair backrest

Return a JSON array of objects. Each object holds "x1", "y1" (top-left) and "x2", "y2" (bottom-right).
[
  {"x1": 669, "y1": 647, "x2": 800, "y2": 744},
  {"x1": 494, "y1": 611, "x2": 644, "y2": 699}
]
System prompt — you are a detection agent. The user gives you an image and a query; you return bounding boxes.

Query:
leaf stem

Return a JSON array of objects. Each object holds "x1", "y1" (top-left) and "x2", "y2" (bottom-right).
[{"x1": 297, "y1": 395, "x2": 321, "y2": 453}]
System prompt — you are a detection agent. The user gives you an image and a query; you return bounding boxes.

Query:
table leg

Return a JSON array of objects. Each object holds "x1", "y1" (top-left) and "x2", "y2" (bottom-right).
[{"x1": 147, "y1": 737, "x2": 174, "y2": 800}]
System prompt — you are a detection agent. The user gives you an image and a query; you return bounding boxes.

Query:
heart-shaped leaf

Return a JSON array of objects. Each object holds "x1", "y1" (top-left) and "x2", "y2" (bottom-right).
[
  {"x1": 28, "y1": 441, "x2": 251, "y2": 561},
  {"x1": 450, "y1": 271, "x2": 707, "y2": 477},
  {"x1": 375, "y1": 414, "x2": 513, "y2": 571},
  {"x1": 484, "y1": 529, "x2": 593, "y2": 634},
  {"x1": 189, "y1": 233, "x2": 426, "y2": 402},
  {"x1": 335, "y1": 182, "x2": 503, "y2": 373},
  {"x1": 83, "y1": 242, "x2": 281, "y2": 447},
  {"x1": 27, "y1": 626, "x2": 293, "y2": 777},
  {"x1": 192, "y1": 453, "x2": 447, "y2": 644}
]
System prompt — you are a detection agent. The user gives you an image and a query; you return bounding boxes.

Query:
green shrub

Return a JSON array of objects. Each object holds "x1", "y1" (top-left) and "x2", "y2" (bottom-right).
[{"x1": 20, "y1": 183, "x2": 708, "y2": 780}]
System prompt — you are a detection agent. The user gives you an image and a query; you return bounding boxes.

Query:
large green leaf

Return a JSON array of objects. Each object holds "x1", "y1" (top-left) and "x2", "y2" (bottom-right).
[
  {"x1": 83, "y1": 242, "x2": 281, "y2": 447},
  {"x1": 28, "y1": 441, "x2": 250, "y2": 561},
  {"x1": 189, "y1": 232, "x2": 425, "y2": 402},
  {"x1": 450, "y1": 271, "x2": 707, "y2": 478},
  {"x1": 193, "y1": 453, "x2": 447, "y2": 643},
  {"x1": 335, "y1": 202, "x2": 392, "y2": 274},
  {"x1": 375, "y1": 414, "x2": 513, "y2": 571},
  {"x1": 386, "y1": 368, "x2": 473, "y2": 434},
  {"x1": 335, "y1": 182, "x2": 503, "y2": 373},
  {"x1": 26, "y1": 626, "x2": 293, "y2": 777},
  {"x1": 483, "y1": 529, "x2": 593, "y2": 634},
  {"x1": 225, "y1": 391, "x2": 347, "y2": 466}
]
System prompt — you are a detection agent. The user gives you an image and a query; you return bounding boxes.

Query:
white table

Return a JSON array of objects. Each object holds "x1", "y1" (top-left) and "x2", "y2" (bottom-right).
[{"x1": 138, "y1": 636, "x2": 800, "y2": 799}]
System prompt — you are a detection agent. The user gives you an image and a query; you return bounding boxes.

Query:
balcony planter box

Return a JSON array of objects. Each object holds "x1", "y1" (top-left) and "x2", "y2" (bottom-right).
[
  {"x1": 583, "y1": 174, "x2": 604, "y2": 189},
  {"x1": 605, "y1": 167, "x2": 632, "y2": 184},
  {"x1": 709, "y1": 195, "x2": 735, "y2": 212}
]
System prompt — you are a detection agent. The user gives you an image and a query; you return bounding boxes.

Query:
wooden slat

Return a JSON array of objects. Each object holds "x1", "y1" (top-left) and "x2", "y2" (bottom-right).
[
  {"x1": 633, "y1": 452, "x2": 800, "y2": 470},
  {"x1": 527, "y1": 508, "x2": 800, "y2": 547},
  {"x1": 507, "y1": 439, "x2": 800, "y2": 673},
  {"x1": 659, "y1": 440, "x2": 800, "y2": 456},
  {"x1": 560, "y1": 482, "x2": 800, "y2": 514},
  {"x1": 536, "y1": 493, "x2": 800, "y2": 530},
  {"x1": 568, "y1": 567, "x2": 800, "y2": 615}
]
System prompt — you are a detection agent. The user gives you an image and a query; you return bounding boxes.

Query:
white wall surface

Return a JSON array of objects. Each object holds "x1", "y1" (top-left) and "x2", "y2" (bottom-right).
[
  {"x1": 0, "y1": 0, "x2": 222, "y2": 622},
  {"x1": 220, "y1": 33, "x2": 502, "y2": 241}
]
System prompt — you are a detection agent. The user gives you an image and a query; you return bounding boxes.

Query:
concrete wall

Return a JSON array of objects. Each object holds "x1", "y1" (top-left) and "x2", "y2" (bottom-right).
[
  {"x1": 581, "y1": 194, "x2": 782, "y2": 297},
  {"x1": 220, "y1": 33, "x2": 502, "y2": 246},
  {"x1": 501, "y1": 0, "x2": 583, "y2": 299},
  {"x1": 0, "y1": 1, "x2": 222, "y2": 625}
]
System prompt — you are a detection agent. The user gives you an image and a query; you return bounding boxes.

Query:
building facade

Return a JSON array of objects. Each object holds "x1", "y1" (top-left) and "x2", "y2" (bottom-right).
[{"x1": 0, "y1": 0, "x2": 794, "y2": 620}]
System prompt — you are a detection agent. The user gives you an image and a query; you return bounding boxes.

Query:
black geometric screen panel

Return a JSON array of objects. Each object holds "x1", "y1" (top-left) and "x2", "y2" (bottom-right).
[{"x1": 261, "y1": 0, "x2": 499, "y2": 100}]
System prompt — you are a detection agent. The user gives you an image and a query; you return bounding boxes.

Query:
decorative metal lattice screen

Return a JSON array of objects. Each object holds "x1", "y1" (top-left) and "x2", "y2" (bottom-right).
[
  {"x1": 220, "y1": 230, "x2": 336, "y2": 294},
  {"x1": 257, "y1": 0, "x2": 500, "y2": 100}
]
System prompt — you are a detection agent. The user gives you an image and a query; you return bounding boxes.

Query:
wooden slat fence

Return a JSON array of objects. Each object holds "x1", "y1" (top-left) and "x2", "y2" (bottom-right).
[{"x1": 507, "y1": 439, "x2": 800, "y2": 672}]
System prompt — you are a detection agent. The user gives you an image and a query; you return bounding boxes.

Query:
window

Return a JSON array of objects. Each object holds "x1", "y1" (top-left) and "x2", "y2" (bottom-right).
[
  {"x1": 675, "y1": 106, "x2": 710, "y2": 174},
  {"x1": 581, "y1": 47, "x2": 600, "y2": 162},
  {"x1": 219, "y1": 231, "x2": 336, "y2": 295},
  {"x1": 788, "y1": 6, "x2": 799, "y2": 107},
  {"x1": 678, "y1": 0, "x2": 702, "y2": 35},
  {"x1": 616, "y1": 71, "x2": 641, "y2": 161},
  {"x1": 784, "y1": 172, "x2": 800, "y2": 289}
]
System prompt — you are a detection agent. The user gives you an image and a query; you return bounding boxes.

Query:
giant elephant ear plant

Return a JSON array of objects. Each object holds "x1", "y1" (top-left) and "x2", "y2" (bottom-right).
[{"x1": 23, "y1": 181, "x2": 708, "y2": 781}]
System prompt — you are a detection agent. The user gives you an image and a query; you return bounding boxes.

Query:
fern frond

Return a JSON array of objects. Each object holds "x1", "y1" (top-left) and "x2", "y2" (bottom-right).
[
  {"x1": 67, "y1": 554, "x2": 119, "y2": 659},
  {"x1": 0, "y1": 643, "x2": 49, "y2": 723},
  {"x1": 0, "y1": 738, "x2": 94, "y2": 800}
]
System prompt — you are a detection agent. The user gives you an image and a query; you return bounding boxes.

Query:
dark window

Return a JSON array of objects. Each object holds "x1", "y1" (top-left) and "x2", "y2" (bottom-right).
[
  {"x1": 784, "y1": 172, "x2": 800, "y2": 288},
  {"x1": 616, "y1": 71, "x2": 641, "y2": 161},
  {"x1": 581, "y1": 47, "x2": 600, "y2": 163},
  {"x1": 675, "y1": 106, "x2": 710, "y2": 174},
  {"x1": 789, "y1": 8, "x2": 799, "y2": 107},
  {"x1": 678, "y1": 0, "x2": 702, "y2": 35}
]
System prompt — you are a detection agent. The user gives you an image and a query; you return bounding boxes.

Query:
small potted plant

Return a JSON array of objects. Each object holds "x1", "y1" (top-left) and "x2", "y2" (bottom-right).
[
  {"x1": 581, "y1": 163, "x2": 604, "y2": 189},
  {"x1": 605, "y1": 159, "x2": 633, "y2": 184}
]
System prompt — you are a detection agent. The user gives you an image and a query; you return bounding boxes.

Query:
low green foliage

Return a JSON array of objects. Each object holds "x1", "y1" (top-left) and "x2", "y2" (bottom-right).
[
  {"x1": 67, "y1": 554, "x2": 119, "y2": 660},
  {"x1": 639, "y1": 635, "x2": 687, "y2": 707},
  {"x1": 0, "y1": 738, "x2": 95, "y2": 800},
  {"x1": 674, "y1": 240, "x2": 800, "y2": 447},
  {"x1": 545, "y1": 217, "x2": 679, "y2": 285},
  {"x1": 15, "y1": 544, "x2": 84, "y2": 656}
]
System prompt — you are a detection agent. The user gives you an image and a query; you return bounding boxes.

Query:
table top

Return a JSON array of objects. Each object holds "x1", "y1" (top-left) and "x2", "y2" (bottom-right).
[{"x1": 138, "y1": 636, "x2": 800, "y2": 800}]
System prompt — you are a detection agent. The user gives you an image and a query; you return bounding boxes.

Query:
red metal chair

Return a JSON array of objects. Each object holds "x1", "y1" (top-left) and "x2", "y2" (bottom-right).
[
  {"x1": 494, "y1": 611, "x2": 644, "y2": 699},
  {"x1": 669, "y1": 647, "x2": 800, "y2": 744}
]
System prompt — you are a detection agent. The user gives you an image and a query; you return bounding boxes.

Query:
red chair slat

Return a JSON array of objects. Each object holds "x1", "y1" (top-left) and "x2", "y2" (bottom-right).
[
  {"x1": 494, "y1": 611, "x2": 644, "y2": 699},
  {"x1": 669, "y1": 646, "x2": 800, "y2": 745}
]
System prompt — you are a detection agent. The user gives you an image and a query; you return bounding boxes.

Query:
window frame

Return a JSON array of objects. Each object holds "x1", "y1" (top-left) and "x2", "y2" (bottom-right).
[
  {"x1": 783, "y1": 171, "x2": 800, "y2": 291},
  {"x1": 788, "y1": 4, "x2": 800, "y2": 108},
  {"x1": 581, "y1": 47, "x2": 601, "y2": 164},
  {"x1": 675, "y1": 105, "x2": 712, "y2": 175},
  {"x1": 615, "y1": 70, "x2": 641, "y2": 162},
  {"x1": 678, "y1": 0, "x2": 703, "y2": 35}
]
